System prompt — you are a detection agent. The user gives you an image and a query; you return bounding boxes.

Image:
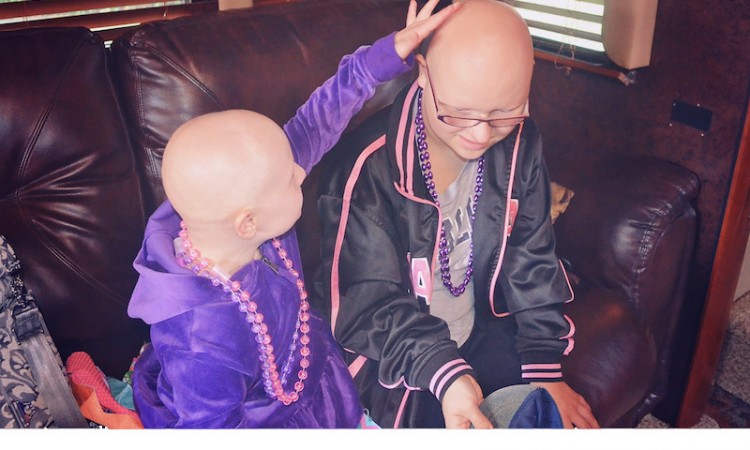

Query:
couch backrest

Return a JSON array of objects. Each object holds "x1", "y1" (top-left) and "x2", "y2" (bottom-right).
[
  {"x1": 109, "y1": 0, "x2": 411, "y2": 216},
  {"x1": 0, "y1": 27, "x2": 149, "y2": 376},
  {"x1": 109, "y1": 0, "x2": 415, "y2": 275}
]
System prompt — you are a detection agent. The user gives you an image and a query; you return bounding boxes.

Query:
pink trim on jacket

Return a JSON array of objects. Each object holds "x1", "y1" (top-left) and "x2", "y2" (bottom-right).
[
  {"x1": 327, "y1": 98, "x2": 439, "y2": 420},
  {"x1": 395, "y1": 82, "x2": 419, "y2": 192},
  {"x1": 488, "y1": 123, "x2": 524, "y2": 317},
  {"x1": 522, "y1": 372, "x2": 564, "y2": 379},
  {"x1": 391, "y1": 83, "x2": 443, "y2": 305},
  {"x1": 521, "y1": 362, "x2": 564, "y2": 380},
  {"x1": 375, "y1": 372, "x2": 419, "y2": 429},
  {"x1": 428, "y1": 359, "x2": 469, "y2": 394},
  {"x1": 559, "y1": 259, "x2": 575, "y2": 303},
  {"x1": 378, "y1": 376, "x2": 421, "y2": 391},
  {"x1": 405, "y1": 120, "x2": 416, "y2": 193},
  {"x1": 394, "y1": 183, "x2": 442, "y2": 307},
  {"x1": 521, "y1": 363, "x2": 562, "y2": 371},
  {"x1": 561, "y1": 314, "x2": 576, "y2": 355},
  {"x1": 330, "y1": 135, "x2": 387, "y2": 336},
  {"x1": 348, "y1": 355, "x2": 368, "y2": 378},
  {"x1": 433, "y1": 364, "x2": 473, "y2": 400},
  {"x1": 393, "y1": 389, "x2": 412, "y2": 429}
]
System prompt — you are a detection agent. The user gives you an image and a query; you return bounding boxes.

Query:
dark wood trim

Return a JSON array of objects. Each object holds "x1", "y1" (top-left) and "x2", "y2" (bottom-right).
[
  {"x1": 0, "y1": 0, "x2": 207, "y2": 20},
  {"x1": 533, "y1": 50, "x2": 636, "y2": 85},
  {"x1": 677, "y1": 94, "x2": 750, "y2": 427},
  {"x1": 0, "y1": 1, "x2": 217, "y2": 37}
]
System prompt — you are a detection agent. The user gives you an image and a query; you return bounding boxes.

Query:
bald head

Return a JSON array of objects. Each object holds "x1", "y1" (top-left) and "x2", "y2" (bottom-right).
[
  {"x1": 162, "y1": 110, "x2": 291, "y2": 225},
  {"x1": 422, "y1": 0, "x2": 534, "y2": 115}
]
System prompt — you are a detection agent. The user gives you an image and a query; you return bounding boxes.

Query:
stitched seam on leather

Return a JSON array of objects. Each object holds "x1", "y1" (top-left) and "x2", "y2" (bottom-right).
[
  {"x1": 18, "y1": 35, "x2": 129, "y2": 305},
  {"x1": 123, "y1": 34, "x2": 159, "y2": 204},
  {"x1": 131, "y1": 39, "x2": 227, "y2": 199},
  {"x1": 625, "y1": 163, "x2": 699, "y2": 308},
  {"x1": 106, "y1": 50, "x2": 148, "y2": 229},
  {"x1": 139, "y1": 42, "x2": 226, "y2": 109},
  {"x1": 15, "y1": 35, "x2": 85, "y2": 195},
  {"x1": 17, "y1": 39, "x2": 85, "y2": 189},
  {"x1": 631, "y1": 194, "x2": 680, "y2": 309}
]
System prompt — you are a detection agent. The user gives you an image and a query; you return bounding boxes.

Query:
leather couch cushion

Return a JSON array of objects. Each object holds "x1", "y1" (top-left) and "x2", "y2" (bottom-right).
[
  {"x1": 562, "y1": 283, "x2": 657, "y2": 427},
  {"x1": 0, "y1": 27, "x2": 149, "y2": 376}
]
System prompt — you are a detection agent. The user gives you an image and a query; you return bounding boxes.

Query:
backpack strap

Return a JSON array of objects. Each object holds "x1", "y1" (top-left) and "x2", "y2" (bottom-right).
[{"x1": 13, "y1": 301, "x2": 89, "y2": 428}]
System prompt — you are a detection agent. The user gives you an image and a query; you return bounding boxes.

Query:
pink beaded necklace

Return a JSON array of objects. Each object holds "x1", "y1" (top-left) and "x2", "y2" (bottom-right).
[{"x1": 174, "y1": 221, "x2": 310, "y2": 405}]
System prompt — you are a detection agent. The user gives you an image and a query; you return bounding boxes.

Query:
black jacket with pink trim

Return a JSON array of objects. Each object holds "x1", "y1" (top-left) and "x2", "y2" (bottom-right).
[{"x1": 315, "y1": 82, "x2": 574, "y2": 402}]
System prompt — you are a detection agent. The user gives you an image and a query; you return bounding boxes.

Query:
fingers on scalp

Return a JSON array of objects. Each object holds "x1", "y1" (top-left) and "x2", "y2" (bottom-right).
[
  {"x1": 418, "y1": 0, "x2": 438, "y2": 20},
  {"x1": 407, "y1": 0, "x2": 416, "y2": 22}
]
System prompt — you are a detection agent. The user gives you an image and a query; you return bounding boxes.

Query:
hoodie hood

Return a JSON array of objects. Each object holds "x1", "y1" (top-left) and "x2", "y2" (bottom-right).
[{"x1": 127, "y1": 200, "x2": 243, "y2": 325}]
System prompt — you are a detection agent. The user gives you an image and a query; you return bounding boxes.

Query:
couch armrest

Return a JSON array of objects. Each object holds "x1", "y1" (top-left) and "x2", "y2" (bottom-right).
[
  {"x1": 553, "y1": 156, "x2": 699, "y2": 320},
  {"x1": 553, "y1": 157, "x2": 699, "y2": 422}
]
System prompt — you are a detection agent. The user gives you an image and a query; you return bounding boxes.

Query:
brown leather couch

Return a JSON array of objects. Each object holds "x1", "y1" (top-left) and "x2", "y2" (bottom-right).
[{"x1": 0, "y1": 0, "x2": 699, "y2": 427}]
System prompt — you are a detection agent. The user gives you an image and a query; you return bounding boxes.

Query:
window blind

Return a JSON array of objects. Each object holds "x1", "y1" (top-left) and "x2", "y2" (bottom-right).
[{"x1": 508, "y1": 0, "x2": 606, "y2": 58}]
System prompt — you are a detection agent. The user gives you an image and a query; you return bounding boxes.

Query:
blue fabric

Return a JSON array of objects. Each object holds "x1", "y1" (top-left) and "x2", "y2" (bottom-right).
[
  {"x1": 107, "y1": 377, "x2": 136, "y2": 411},
  {"x1": 357, "y1": 412, "x2": 381, "y2": 429},
  {"x1": 508, "y1": 387, "x2": 563, "y2": 428},
  {"x1": 478, "y1": 384, "x2": 563, "y2": 429}
]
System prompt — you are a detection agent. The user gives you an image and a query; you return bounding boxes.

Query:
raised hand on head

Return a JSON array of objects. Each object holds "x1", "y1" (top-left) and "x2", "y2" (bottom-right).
[{"x1": 394, "y1": 0, "x2": 461, "y2": 60}]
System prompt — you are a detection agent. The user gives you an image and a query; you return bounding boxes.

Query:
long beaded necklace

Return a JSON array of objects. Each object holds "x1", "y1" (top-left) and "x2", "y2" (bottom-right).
[
  {"x1": 415, "y1": 88, "x2": 485, "y2": 297},
  {"x1": 175, "y1": 221, "x2": 310, "y2": 405}
]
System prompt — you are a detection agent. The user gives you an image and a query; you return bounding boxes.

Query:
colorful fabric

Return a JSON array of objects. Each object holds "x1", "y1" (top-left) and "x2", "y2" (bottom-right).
[
  {"x1": 66, "y1": 352, "x2": 139, "y2": 418},
  {"x1": 107, "y1": 377, "x2": 135, "y2": 411},
  {"x1": 357, "y1": 412, "x2": 381, "y2": 429}
]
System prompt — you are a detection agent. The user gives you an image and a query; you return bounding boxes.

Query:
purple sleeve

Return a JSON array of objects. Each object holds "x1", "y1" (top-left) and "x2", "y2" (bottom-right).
[{"x1": 284, "y1": 32, "x2": 414, "y2": 173}]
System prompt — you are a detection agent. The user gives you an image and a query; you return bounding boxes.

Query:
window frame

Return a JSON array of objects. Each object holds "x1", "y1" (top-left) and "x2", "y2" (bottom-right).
[
  {"x1": 506, "y1": 0, "x2": 652, "y2": 85},
  {"x1": 0, "y1": 0, "x2": 218, "y2": 42}
]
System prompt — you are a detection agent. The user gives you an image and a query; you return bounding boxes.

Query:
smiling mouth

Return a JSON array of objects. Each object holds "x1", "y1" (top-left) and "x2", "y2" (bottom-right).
[{"x1": 460, "y1": 136, "x2": 489, "y2": 151}]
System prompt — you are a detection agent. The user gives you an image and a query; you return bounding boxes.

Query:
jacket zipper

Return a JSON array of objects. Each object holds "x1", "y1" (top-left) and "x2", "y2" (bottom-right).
[{"x1": 261, "y1": 255, "x2": 279, "y2": 274}]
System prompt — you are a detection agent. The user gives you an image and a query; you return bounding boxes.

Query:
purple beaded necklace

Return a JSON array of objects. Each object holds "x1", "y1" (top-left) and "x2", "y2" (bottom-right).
[
  {"x1": 415, "y1": 88, "x2": 485, "y2": 297},
  {"x1": 175, "y1": 221, "x2": 310, "y2": 406}
]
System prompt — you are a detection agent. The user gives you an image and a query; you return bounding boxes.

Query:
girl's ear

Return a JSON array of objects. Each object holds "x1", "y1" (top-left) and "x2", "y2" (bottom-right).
[
  {"x1": 234, "y1": 208, "x2": 257, "y2": 240},
  {"x1": 416, "y1": 54, "x2": 428, "y2": 89}
]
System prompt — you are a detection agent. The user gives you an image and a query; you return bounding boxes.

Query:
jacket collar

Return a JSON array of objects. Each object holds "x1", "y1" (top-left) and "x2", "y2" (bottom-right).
[{"x1": 386, "y1": 81, "x2": 423, "y2": 198}]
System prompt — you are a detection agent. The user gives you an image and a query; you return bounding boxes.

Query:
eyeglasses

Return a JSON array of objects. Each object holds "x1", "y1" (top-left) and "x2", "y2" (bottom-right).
[{"x1": 424, "y1": 63, "x2": 528, "y2": 129}]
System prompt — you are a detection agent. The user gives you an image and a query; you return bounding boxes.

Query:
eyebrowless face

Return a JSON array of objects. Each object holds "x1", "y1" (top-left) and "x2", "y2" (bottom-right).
[
  {"x1": 417, "y1": 0, "x2": 535, "y2": 162},
  {"x1": 162, "y1": 110, "x2": 304, "y2": 246}
]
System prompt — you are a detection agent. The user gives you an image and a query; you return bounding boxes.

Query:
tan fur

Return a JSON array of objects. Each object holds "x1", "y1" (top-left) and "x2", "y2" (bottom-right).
[{"x1": 550, "y1": 181, "x2": 575, "y2": 223}]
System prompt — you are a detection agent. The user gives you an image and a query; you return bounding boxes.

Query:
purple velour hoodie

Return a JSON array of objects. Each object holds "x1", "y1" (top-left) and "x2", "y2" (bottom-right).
[{"x1": 127, "y1": 33, "x2": 412, "y2": 428}]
